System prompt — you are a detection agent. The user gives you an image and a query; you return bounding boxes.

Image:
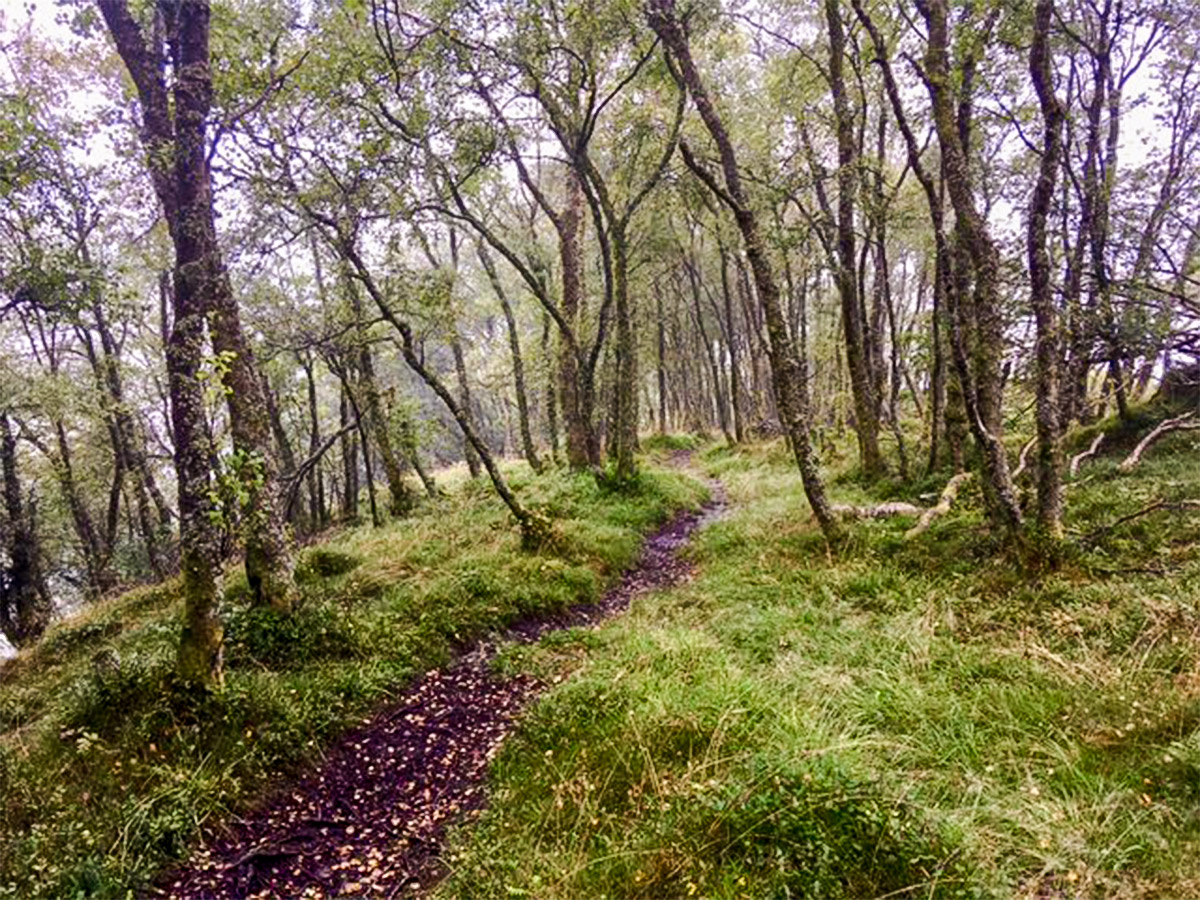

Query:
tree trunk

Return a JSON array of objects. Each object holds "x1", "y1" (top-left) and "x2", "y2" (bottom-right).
[
  {"x1": 822, "y1": 0, "x2": 883, "y2": 476},
  {"x1": 0, "y1": 413, "x2": 53, "y2": 648},
  {"x1": 338, "y1": 385, "x2": 360, "y2": 523},
  {"x1": 479, "y1": 244, "x2": 542, "y2": 473},
  {"x1": 612, "y1": 226, "x2": 639, "y2": 480},
  {"x1": 558, "y1": 170, "x2": 597, "y2": 470},
  {"x1": 920, "y1": 0, "x2": 1022, "y2": 534},
  {"x1": 1028, "y1": 0, "x2": 1066, "y2": 540},
  {"x1": 100, "y1": 0, "x2": 295, "y2": 615},
  {"x1": 718, "y1": 243, "x2": 745, "y2": 442}
]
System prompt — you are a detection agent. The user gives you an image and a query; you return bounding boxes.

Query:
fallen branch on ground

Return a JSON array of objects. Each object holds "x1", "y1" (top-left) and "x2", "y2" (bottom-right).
[
  {"x1": 905, "y1": 472, "x2": 973, "y2": 539},
  {"x1": 1119, "y1": 414, "x2": 1200, "y2": 471},
  {"x1": 1082, "y1": 498, "x2": 1200, "y2": 544},
  {"x1": 832, "y1": 502, "x2": 923, "y2": 520},
  {"x1": 1069, "y1": 433, "x2": 1105, "y2": 477}
]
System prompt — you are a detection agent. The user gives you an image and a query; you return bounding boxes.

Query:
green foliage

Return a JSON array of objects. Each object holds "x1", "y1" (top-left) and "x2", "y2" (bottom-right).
[{"x1": 294, "y1": 547, "x2": 363, "y2": 582}]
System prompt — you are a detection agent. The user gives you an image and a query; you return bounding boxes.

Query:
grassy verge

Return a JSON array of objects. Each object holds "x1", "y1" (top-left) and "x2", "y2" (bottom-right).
[
  {"x1": 436, "y1": 419, "x2": 1200, "y2": 900},
  {"x1": 0, "y1": 462, "x2": 705, "y2": 898}
]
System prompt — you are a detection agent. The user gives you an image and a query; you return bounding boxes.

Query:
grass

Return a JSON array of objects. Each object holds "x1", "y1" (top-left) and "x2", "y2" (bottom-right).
[
  {"x1": 0, "y1": 461, "x2": 706, "y2": 899},
  {"x1": 435, "y1": 414, "x2": 1200, "y2": 900}
]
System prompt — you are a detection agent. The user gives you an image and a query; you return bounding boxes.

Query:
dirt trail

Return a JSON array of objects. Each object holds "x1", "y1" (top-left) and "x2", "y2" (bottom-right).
[{"x1": 160, "y1": 462, "x2": 725, "y2": 899}]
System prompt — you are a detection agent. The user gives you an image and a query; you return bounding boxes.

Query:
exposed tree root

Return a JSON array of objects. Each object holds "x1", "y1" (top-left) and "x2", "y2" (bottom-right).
[
  {"x1": 905, "y1": 472, "x2": 974, "y2": 539},
  {"x1": 1011, "y1": 437, "x2": 1036, "y2": 482},
  {"x1": 832, "y1": 502, "x2": 923, "y2": 520},
  {"x1": 827, "y1": 472, "x2": 975, "y2": 538}
]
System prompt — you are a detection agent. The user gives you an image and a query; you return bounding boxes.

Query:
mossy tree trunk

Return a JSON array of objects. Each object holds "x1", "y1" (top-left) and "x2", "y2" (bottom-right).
[{"x1": 99, "y1": 0, "x2": 296, "y2": 617}]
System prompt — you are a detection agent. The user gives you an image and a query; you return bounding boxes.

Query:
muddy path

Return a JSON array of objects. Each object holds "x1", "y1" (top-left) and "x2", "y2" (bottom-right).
[{"x1": 158, "y1": 464, "x2": 725, "y2": 899}]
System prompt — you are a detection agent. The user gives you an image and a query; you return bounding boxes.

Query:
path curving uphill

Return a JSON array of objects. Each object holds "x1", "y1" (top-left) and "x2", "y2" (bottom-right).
[{"x1": 159, "y1": 463, "x2": 725, "y2": 899}]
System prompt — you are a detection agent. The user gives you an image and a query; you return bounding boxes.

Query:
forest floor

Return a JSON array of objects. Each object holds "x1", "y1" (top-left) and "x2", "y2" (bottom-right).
[
  {"x1": 157, "y1": 452, "x2": 726, "y2": 899},
  {"x1": 3, "y1": 409, "x2": 1200, "y2": 900},
  {"x1": 0, "y1": 455, "x2": 707, "y2": 898},
  {"x1": 429, "y1": 411, "x2": 1200, "y2": 900}
]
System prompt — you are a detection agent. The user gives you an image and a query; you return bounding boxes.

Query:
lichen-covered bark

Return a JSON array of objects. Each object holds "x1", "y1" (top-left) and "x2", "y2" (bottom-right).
[
  {"x1": 1028, "y1": 0, "x2": 1066, "y2": 539},
  {"x1": 824, "y1": 0, "x2": 883, "y2": 477},
  {"x1": 479, "y1": 244, "x2": 542, "y2": 473},
  {"x1": 919, "y1": 0, "x2": 1023, "y2": 535},
  {"x1": 99, "y1": 0, "x2": 225, "y2": 686},
  {"x1": 558, "y1": 170, "x2": 596, "y2": 471},
  {"x1": 99, "y1": 0, "x2": 295, "y2": 615}
]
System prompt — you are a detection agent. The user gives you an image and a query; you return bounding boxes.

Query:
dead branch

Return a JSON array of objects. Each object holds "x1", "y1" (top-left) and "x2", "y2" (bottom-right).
[
  {"x1": 1082, "y1": 499, "x2": 1200, "y2": 544},
  {"x1": 1012, "y1": 437, "x2": 1036, "y2": 481},
  {"x1": 905, "y1": 472, "x2": 973, "y2": 539},
  {"x1": 1119, "y1": 414, "x2": 1200, "y2": 471},
  {"x1": 832, "y1": 502, "x2": 923, "y2": 520},
  {"x1": 1069, "y1": 432, "x2": 1105, "y2": 477}
]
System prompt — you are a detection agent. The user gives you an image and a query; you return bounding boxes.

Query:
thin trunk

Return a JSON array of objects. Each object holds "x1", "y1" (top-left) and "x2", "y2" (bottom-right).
[
  {"x1": 479, "y1": 244, "x2": 542, "y2": 473},
  {"x1": 718, "y1": 243, "x2": 745, "y2": 442},
  {"x1": 651, "y1": 0, "x2": 840, "y2": 540},
  {"x1": 824, "y1": 0, "x2": 883, "y2": 476},
  {"x1": 0, "y1": 412, "x2": 53, "y2": 647},
  {"x1": 1028, "y1": 0, "x2": 1066, "y2": 540}
]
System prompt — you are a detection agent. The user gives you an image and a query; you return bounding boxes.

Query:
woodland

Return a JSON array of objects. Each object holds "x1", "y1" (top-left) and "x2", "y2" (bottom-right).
[{"x1": 1, "y1": 0, "x2": 1199, "y2": 896}]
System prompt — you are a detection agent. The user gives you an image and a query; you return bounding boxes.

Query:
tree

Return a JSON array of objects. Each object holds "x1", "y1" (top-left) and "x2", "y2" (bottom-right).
[
  {"x1": 647, "y1": 0, "x2": 842, "y2": 542},
  {"x1": 98, "y1": 0, "x2": 297, "y2": 622}
]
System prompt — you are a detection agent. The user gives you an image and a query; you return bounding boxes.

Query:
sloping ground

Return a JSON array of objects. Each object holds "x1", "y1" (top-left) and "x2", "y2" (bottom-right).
[
  {"x1": 433, "y1": 418, "x2": 1200, "y2": 900},
  {"x1": 161, "y1": 477, "x2": 724, "y2": 898},
  {"x1": 0, "y1": 463, "x2": 706, "y2": 898}
]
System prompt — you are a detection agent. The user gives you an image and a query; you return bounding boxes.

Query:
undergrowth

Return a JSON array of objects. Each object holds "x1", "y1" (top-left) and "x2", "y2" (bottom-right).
[
  {"x1": 437, "y1": 412, "x2": 1200, "y2": 900},
  {"x1": 0, "y1": 462, "x2": 704, "y2": 898}
]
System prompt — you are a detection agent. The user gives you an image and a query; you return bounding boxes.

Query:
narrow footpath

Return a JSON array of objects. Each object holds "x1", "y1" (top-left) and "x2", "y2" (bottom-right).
[{"x1": 160, "y1": 462, "x2": 725, "y2": 899}]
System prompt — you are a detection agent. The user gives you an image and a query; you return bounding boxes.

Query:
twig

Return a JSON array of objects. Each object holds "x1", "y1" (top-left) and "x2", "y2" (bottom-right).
[{"x1": 1082, "y1": 499, "x2": 1200, "y2": 544}]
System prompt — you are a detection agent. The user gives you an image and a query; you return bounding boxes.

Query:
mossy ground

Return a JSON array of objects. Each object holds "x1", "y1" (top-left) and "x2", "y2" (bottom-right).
[
  {"x1": 0, "y1": 463, "x2": 704, "y2": 898},
  {"x1": 435, "y1": 414, "x2": 1200, "y2": 900}
]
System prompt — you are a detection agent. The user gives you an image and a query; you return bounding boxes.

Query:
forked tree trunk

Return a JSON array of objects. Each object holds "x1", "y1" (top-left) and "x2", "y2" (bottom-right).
[
  {"x1": 99, "y1": 0, "x2": 296, "y2": 620},
  {"x1": 919, "y1": 0, "x2": 1022, "y2": 535}
]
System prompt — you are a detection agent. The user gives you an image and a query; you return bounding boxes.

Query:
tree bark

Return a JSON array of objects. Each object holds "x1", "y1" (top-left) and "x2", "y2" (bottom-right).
[
  {"x1": 99, "y1": 0, "x2": 295, "y2": 615},
  {"x1": 824, "y1": 0, "x2": 883, "y2": 477},
  {"x1": 919, "y1": 0, "x2": 1023, "y2": 534},
  {"x1": 0, "y1": 413, "x2": 53, "y2": 648},
  {"x1": 478, "y1": 244, "x2": 542, "y2": 473},
  {"x1": 1028, "y1": 0, "x2": 1066, "y2": 539}
]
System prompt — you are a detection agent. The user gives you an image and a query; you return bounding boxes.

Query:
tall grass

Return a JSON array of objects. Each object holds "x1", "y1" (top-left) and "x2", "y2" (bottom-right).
[{"x1": 437, "y1": 422, "x2": 1200, "y2": 899}]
